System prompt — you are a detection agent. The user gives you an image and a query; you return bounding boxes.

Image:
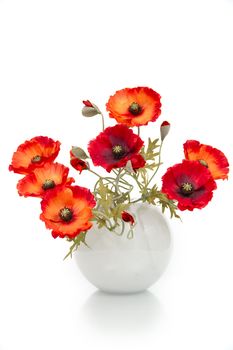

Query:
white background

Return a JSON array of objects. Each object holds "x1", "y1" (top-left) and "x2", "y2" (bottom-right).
[{"x1": 0, "y1": 0, "x2": 233, "y2": 349}]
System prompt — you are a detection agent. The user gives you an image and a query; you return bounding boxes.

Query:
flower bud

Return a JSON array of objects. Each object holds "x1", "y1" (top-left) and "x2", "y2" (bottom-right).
[
  {"x1": 71, "y1": 146, "x2": 89, "y2": 160},
  {"x1": 70, "y1": 149, "x2": 89, "y2": 173},
  {"x1": 160, "y1": 121, "x2": 170, "y2": 141},
  {"x1": 70, "y1": 157, "x2": 89, "y2": 173},
  {"x1": 82, "y1": 100, "x2": 101, "y2": 117},
  {"x1": 121, "y1": 211, "x2": 135, "y2": 226}
]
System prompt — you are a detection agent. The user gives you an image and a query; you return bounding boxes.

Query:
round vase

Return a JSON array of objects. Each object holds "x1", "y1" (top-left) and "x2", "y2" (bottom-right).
[{"x1": 74, "y1": 203, "x2": 172, "y2": 294}]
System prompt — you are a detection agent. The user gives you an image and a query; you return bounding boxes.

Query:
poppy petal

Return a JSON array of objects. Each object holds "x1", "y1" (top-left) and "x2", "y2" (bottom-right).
[
  {"x1": 106, "y1": 87, "x2": 161, "y2": 127},
  {"x1": 162, "y1": 160, "x2": 217, "y2": 211},
  {"x1": 17, "y1": 163, "x2": 70, "y2": 198},
  {"x1": 88, "y1": 124, "x2": 144, "y2": 172},
  {"x1": 40, "y1": 186, "x2": 96, "y2": 239},
  {"x1": 9, "y1": 136, "x2": 61, "y2": 174},
  {"x1": 183, "y1": 140, "x2": 229, "y2": 180}
]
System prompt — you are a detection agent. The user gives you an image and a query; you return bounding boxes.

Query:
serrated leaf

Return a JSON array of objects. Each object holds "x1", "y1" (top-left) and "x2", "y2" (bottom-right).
[
  {"x1": 141, "y1": 185, "x2": 180, "y2": 220},
  {"x1": 111, "y1": 203, "x2": 130, "y2": 219},
  {"x1": 140, "y1": 138, "x2": 160, "y2": 162},
  {"x1": 64, "y1": 231, "x2": 88, "y2": 260}
]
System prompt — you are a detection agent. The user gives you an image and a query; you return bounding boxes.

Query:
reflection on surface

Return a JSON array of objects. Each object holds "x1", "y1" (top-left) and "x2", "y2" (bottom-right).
[{"x1": 81, "y1": 290, "x2": 162, "y2": 333}]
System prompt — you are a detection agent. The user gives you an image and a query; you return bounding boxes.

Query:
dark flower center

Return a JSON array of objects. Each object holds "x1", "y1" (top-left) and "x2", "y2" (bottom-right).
[
  {"x1": 180, "y1": 182, "x2": 193, "y2": 196},
  {"x1": 31, "y1": 155, "x2": 42, "y2": 163},
  {"x1": 199, "y1": 159, "x2": 208, "y2": 167},
  {"x1": 128, "y1": 102, "x2": 142, "y2": 115},
  {"x1": 42, "y1": 179, "x2": 55, "y2": 190},
  {"x1": 59, "y1": 207, "x2": 73, "y2": 222},
  {"x1": 112, "y1": 145, "x2": 125, "y2": 159}
]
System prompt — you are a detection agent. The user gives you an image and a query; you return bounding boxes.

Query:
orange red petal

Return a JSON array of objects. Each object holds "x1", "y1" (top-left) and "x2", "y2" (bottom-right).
[
  {"x1": 106, "y1": 87, "x2": 161, "y2": 127},
  {"x1": 9, "y1": 136, "x2": 61, "y2": 174},
  {"x1": 183, "y1": 140, "x2": 229, "y2": 180},
  {"x1": 40, "y1": 186, "x2": 96, "y2": 239},
  {"x1": 17, "y1": 162, "x2": 73, "y2": 198}
]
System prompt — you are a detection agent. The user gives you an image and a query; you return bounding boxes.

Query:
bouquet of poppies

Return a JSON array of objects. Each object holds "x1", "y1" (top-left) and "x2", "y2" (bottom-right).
[{"x1": 9, "y1": 87, "x2": 229, "y2": 258}]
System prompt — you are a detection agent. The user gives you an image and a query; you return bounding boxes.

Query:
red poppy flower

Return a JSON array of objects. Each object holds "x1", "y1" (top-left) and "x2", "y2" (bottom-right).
[
  {"x1": 121, "y1": 211, "x2": 135, "y2": 225},
  {"x1": 40, "y1": 185, "x2": 96, "y2": 239},
  {"x1": 161, "y1": 160, "x2": 217, "y2": 211},
  {"x1": 183, "y1": 140, "x2": 229, "y2": 180},
  {"x1": 106, "y1": 87, "x2": 161, "y2": 127},
  {"x1": 88, "y1": 124, "x2": 144, "y2": 172},
  {"x1": 17, "y1": 162, "x2": 74, "y2": 198},
  {"x1": 70, "y1": 150, "x2": 88, "y2": 173},
  {"x1": 9, "y1": 136, "x2": 61, "y2": 175}
]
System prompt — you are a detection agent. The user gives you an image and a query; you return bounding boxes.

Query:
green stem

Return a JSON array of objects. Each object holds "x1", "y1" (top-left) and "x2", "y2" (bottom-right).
[
  {"x1": 112, "y1": 169, "x2": 118, "y2": 176},
  {"x1": 100, "y1": 113, "x2": 105, "y2": 131},
  {"x1": 130, "y1": 197, "x2": 142, "y2": 204},
  {"x1": 131, "y1": 173, "x2": 143, "y2": 190},
  {"x1": 114, "y1": 168, "x2": 123, "y2": 196},
  {"x1": 147, "y1": 140, "x2": 163, "y2": 187},
  {"x1": 88, "y1": 168, "x2": 102, "y2": 178},
  {"x1": 112, "y1": 220, "x2": 125, "y2": 236},
  {"x1": 93, "y1": 210, "x2": 114, "y2": 229},
  {"x1": 93, "y1": 175, "x2": 130, "y2": 196},
  {"x1": 118, "y1": 183, "x2": 132, "y2": 191},
  {"x1": 116, "y1": 174, "x2": 129, "y2": 185}
]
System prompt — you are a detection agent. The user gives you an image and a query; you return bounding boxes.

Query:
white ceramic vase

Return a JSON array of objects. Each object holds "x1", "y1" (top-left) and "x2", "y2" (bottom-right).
[{"x1": 74, "y1": 203, "x2": 172, "y2": 294}]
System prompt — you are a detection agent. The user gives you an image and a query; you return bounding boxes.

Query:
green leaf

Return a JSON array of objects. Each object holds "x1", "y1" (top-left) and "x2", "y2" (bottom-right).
[
  {"x1": 63, "y1": 231, "x2": 88, "y2": 260},
  {"x1": 111, "y1": 202, "x2": 130, "y2": 219},
  {"x1": 141, "y1": 185, "x2": 180, "y2": 220},
  {"x1": 140, "y1": 138, "x2": 160, "y2": 162}
]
